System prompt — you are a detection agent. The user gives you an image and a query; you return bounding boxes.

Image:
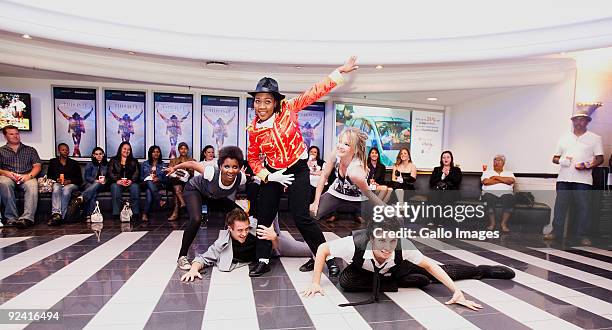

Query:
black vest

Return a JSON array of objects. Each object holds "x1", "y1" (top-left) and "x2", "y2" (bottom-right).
[{"x1": 351, "y1": 229, "x2": 403, "y2": 270}]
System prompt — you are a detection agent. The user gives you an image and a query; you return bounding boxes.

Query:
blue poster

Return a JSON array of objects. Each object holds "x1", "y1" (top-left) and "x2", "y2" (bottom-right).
[
  {"x1": 104, "y1": 90, "x2": 146, "y2": 159},
  {"x1": 201, "y1": 95, "x2": 239, "y2": 155},
  {"x1": 154, "y1": 93, "x2": 193, "y2": 159},
  {"x1": 53, "y1": 87, "x2": 97, "y2": 158}
]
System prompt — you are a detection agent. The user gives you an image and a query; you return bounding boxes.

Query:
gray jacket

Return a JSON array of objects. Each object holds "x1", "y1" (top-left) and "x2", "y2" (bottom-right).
[{"x1": 192, "y1": 218, "x2": 259, "y2": 272}]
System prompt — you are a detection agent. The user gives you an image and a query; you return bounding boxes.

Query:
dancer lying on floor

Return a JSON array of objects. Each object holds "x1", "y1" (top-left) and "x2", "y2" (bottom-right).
[
  {"x1": 181, "y1": 208, "x2": 311, "y2": 281},
  {"x1": 301, "y1": 217, "x2": 515, "y2": 309},
  {"x1": 166, "y1": 146, "x2": 247, "y2": 270}
]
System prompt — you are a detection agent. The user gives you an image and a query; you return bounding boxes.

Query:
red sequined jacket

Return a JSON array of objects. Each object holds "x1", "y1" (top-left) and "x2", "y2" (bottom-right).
[{"x1": 247, "y1": 70, "x2": 344, "y2": 180}]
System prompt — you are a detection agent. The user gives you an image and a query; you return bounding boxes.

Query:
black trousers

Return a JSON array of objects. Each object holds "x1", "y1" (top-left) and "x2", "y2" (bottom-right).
[
  {"x1": 179, "y1": 188, "x2": 240, "y2": 257},
  {"x1": 339, "y1": 261, "x2": 481, "y2": 292},
  {"x1": 256, "y1": 159, "x2": 326, "y2": 259}
]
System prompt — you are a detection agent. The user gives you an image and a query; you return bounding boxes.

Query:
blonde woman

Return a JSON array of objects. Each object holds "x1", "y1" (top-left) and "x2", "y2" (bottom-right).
[
  {"x1": 390, "y1": 148, "x2": 417, "y2": 203},
  {"x1": 310, "y1": 128, "x2": 385, "y2": 221}
]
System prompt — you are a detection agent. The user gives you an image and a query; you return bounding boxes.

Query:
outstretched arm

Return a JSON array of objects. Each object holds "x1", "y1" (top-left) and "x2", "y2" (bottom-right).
[
  {"x1": 417, "y1": 257, "x2": 482, "y2": 310},
  {"x1": 109, "y1": 109, "x2": 121, "y2": 121},
  {"x1": 132, "y1": 110, "x2": 144, "y2": 122},
  {"x1": 313, "y1": 117, "x2": 323, "y2": 129},
  {"x1": 286, "y1": 56, "x2": 358, "y2": 113},
  {"x1": 302, "y1": 243, "x2": 331, "y2": 297},
  {"x1": 203, "y1": 113, "x2": 214, "y2": 125},
  {"x1": 83, "y1": 107, "x2": 95, "y2": 120},
  {"x1": 310, "y1": 151, "x2": 336, "y2": 215},
  {"x1": 225, "y1": 113, "x2": 236, "y2": 125},
  {"x1": 348, "y1": 167, "x2": 385, "y2": 207},
  {"x1": 167, "y1": 160, "x2": 206, "y2": 175},
  {"x1": 180, "y1": 111, "x2": 190, "y2": 122},
  {"x1": 156, "y1": 110, "x2": 168, "y2": 121},
  {"x1": 57, "y1": 107, "x2": 71, "y2": 120}
]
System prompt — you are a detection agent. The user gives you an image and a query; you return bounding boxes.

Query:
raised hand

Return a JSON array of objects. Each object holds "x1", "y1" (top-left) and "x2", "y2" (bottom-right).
[{"x1": 337, "y1": 56, "x2": 359, "y2": 74}]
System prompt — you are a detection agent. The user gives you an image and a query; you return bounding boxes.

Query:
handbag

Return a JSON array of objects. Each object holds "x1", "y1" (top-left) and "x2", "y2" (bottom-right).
[
  {"x1": 37, "y1": 175, "x2": 55, "y2": 193},
  {"x1": 120, "y1": 202, "x2": 133, "y2": 222},
  {"x1": 91, "y1": 201, "x2": 104, "y2": 223}
]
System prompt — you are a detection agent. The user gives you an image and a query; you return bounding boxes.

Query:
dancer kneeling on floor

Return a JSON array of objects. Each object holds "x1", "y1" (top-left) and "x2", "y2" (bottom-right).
[
  {"x1": 181, "y1": 208, "x2": 311, "y2": 281},
  {"x1": 302, "y1": 217, "x2": 515, "y2": 309},
  {"x1": 167, "y1": 146, "x2": 247, "y2": 271}
]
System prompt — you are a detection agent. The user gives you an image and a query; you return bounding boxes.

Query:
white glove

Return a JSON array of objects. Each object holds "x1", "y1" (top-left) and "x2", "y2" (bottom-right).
[
  {"x1": 268, "y1": 169, "x2": 294, "y2": 187},
  {"x1": 559, "y1": 158, "x2": 571, "y2": 167}
]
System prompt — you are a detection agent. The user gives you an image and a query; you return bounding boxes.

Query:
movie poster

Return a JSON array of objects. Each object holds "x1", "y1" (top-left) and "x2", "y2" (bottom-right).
[
  {"x1": 53, "y1": 87, "x2": 96, "y2": 158},
  {"x1": 335, "y1": 103, "x2": 412, "y2": 167},
  {"x1": 154, "y1": 93, "x2": 193, "y2": 159},
  {"x1": 201, "y1": 95, "x2": 239, "y2": 155},
  {"x1": 410, "y1": 110, "x2": 444, "y2": 169},
  {"x1": 104, "y1": 90, "x2": 146, "y2": 159},
  {"x1": 0, "y1": 92, "x2": 32, "y2": 131},
  {"x1": 246, "y1": 98, "x2": 325, "y2": 150}
]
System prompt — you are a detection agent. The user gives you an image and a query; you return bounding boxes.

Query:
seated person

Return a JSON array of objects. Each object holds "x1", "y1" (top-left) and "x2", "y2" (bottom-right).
[
  {"x1": 108, "y1": 142, "x2": 140, "y2": 220},
  {"x1": 302, "y1": 218, "x2": 515, "y2": 309},
  {"x1": 390, "y1": 148, "x2": 417, "y2": 203},
  {"x1": 367, "y1": 147, "x2": 392, "y2": 203},
  {"x1": 180, "y1": 208, "x2": 311, "y2": 280},
  {"x1": 0, "y1": 125, "x2": 41, "y2": 228},
  {"x1": 140, "y1": 145, "x2": 167, "y2": 221},
  {"x1": 81, "y1": 147, "x2": 108, "y2": 221},
  {"x1": 167, "y1": 142, "x2": 195, "y2": 220},
  {"x1": 198, "y1": 145, "x2": 218, "y2": 174},
  {"x1": 429, "y1": 151, "x2": 463, "y2": 221},
  {"x1": 47, "y1": 143, "x2": 83, "y2": 226},
  {"x1": 481, "y1": 154, "x2": 516, "y2": 233}
]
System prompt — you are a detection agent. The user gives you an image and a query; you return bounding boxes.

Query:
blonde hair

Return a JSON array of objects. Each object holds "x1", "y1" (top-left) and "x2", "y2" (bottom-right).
[
  {"x1": 395, "y1": 148, "x2": 412, "y2": 166},
  {"x1": 338, "y1": 127, "x2": 368, "y2": 171}
]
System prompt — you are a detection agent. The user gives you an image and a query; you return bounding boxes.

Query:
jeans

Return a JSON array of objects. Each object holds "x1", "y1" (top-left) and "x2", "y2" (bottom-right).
[
  {"x1": 144, "y1": 181, "x2": 162, "y2": 214},
  {"x1": 552, "y1": 181, "x2": 592, "y2": 238},
  {"x1": 51, "y1": 183, "x2": 79, "y2": 218},
  {"x1": 110, "y1": 183, "x2": 140, "y2": 216},
  {"x1": 0, "y1": 176, "x2": 38, "y2": 222},
  {"x1": 82, "y1": 182, "x2": 104, "y2": 215}
]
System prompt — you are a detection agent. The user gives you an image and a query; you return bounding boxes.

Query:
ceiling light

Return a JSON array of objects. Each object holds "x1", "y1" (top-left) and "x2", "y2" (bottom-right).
[
  {"x1": 205, "y1": 61, "x2": 229, "y2": 68},
  {"x1": 427, "y1": 97, "x2": 438, "y2": 101},
  {"x1": 295, "y1": 66, "x2": 302, "y2": 69},
  {"x1": 375, "y1": 65, "x2": 383, "y2": 70},
  {"x1": 128, "y1": 51, "x2": 135, "y2": 55},
  {"x1": 22, "y1": 34, "x2": 31, "y2": 39}
]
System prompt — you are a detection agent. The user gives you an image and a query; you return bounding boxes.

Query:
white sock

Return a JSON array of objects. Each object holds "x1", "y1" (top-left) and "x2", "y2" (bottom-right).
[{"x1": 259, "y1": 258, "x2": 270, "y2": 264}]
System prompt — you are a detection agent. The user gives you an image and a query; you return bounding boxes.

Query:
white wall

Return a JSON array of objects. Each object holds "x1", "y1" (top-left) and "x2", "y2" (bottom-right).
[
  {"x1": 446, "y1": 69, "x2": 577, "y2": 174},
  {"x1": 583, "y1": 75, "x2": 612, "y2": 168}
]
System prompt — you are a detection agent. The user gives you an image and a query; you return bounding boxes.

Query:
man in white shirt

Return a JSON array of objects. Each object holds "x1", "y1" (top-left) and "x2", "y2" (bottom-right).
[
  {"x1": 544, "y1": 109, "x2": 604, "y2": 245},
  {"x1": 481, "y1": 154, "x2": 515, "y2": 233}
]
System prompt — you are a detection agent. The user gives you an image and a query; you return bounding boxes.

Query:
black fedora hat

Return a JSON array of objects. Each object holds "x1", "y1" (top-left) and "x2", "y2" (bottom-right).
[{"x1": 248, "y1": 77, "x2": 285, "y2": 100}]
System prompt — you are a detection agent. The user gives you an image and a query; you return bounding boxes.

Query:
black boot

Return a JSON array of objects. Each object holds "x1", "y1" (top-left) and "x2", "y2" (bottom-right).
[{"x1": 477, "y1": 265, "x2": 515, "y2": 279}]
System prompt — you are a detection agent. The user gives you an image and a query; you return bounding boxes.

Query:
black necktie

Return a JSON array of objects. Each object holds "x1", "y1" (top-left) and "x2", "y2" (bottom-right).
[{"x1": 339, "y1": 260, "x2": 385, "y2": 307}]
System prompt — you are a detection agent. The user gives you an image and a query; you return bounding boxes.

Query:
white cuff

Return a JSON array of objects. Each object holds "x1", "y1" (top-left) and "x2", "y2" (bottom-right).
[{"x1": 329, "y1": 69, "x2": 345, "y2": 86}]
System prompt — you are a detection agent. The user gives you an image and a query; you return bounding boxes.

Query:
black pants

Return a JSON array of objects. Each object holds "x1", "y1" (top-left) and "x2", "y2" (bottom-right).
[
  {"x1": 339, "y1": 261, "x2": 481, "y2": 292},
  {"x1": 178, "y1": 188, "x2": 240, "y2": 257},
  {"x1": 256, "y1": 159, "x2": 326, "y2": 259}
]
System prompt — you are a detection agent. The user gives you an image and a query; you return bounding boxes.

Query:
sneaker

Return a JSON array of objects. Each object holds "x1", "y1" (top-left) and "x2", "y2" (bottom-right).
[
  {"x1": 177, "y1": 256, "x2": 191, "y2": 270},
  {"x1": 542, "y1": 233, "x2": 556, "y2": 241},
  {"x1": 580, "y1": 238, "x2": 592, "y2": 246}
]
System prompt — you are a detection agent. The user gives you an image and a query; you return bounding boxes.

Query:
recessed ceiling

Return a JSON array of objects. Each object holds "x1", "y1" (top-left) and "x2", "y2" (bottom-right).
[{"x1": 1, "y1": 0, "x2": 612, "y2": 64}]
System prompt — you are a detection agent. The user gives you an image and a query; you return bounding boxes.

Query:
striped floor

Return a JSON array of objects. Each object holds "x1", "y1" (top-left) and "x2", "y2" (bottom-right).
[{"x1": 0, "y1": 223, "x2": 610, "y2": 329}]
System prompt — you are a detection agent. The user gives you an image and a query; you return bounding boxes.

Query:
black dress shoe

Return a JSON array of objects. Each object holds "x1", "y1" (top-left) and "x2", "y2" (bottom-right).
[
  {"x1": 299, "y1": 258, "x2": 315, "y2": 272},
  {"x1": 47, "y1": 213, "x2": 62, "y2": 227},
  {"x1": 249, "y1": 261, "x2": 271, "y2": 277},
  {"x1": 477, "y1": 265, "x2": 515, "y2": 279}
]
